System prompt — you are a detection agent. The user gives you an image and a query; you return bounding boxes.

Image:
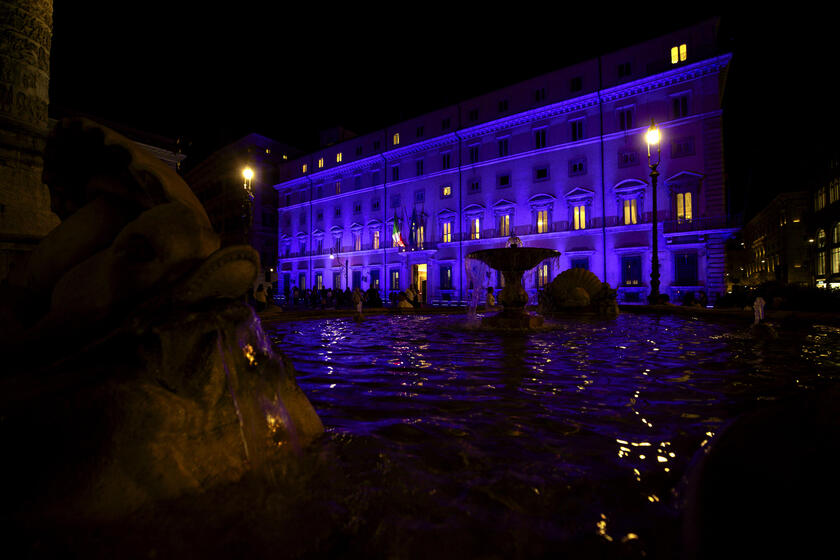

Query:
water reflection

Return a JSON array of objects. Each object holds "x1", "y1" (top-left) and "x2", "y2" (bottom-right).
[{"x1": 265, "y1": 314, "x2": 840, "y2": 558}]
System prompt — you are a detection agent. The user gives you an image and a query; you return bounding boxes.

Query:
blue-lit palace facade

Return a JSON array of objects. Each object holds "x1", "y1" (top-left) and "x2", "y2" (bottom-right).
[{"x1": 275, "y1": 20, "x2": 736, "y2": 305}]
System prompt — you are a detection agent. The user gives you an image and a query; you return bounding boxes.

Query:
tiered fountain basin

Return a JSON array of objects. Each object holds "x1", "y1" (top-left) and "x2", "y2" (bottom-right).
[{"x1": 467, "y1": 246, "x2": 560, "y2": 329}]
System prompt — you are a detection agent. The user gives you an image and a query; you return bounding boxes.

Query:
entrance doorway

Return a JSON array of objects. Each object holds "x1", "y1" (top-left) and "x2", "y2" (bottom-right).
[{"x1": 412, "y1": 264, "x2": 427, "y2": 304}]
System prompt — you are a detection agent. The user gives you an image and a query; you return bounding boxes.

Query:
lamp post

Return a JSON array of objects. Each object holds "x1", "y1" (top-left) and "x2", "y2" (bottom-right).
[
  {"x1": 242, "y1": 166, "x2": 255, "y2": 245},
  {"x1": 645, "y1": 120, "x2": 662, "y2": 304},
  {"x1": 330, "y1": 249, "x2": 349, "y2": 289}
]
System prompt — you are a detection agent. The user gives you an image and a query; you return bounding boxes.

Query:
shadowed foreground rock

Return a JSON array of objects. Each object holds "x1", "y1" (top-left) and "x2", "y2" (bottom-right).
[{"x1": 0, "y1": 119, "x2": 323, "y2": 521}]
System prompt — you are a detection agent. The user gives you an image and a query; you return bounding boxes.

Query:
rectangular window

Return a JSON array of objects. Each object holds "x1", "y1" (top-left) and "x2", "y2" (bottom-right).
[
  {"x1": 498, "y1": 138, "x2": 509, "y2": 157},
  {"x1": 441, "y1": 117, "x2": 451, "y2": 130},
  {"x1": 416, "y1": 126, "x2": 424, "y2": 137},
  {"x1": 374, "y1": 140, "x2": 381, "y2": 151},
  {"x1": 833, "y1": 247, "x2": 840, "y2": 275},
  {"x1": 442, "y1": 153, "x2": 451, "y2": 169},
  {"x1": 390, "y1": 269, "x2": 400, "y2": 291},
  {"x1": 535, "y1": 87, "x2": 546, "y2": 102},
  {"x1": 354, "y1": 232, "x2": 361, "y2": 251},
  {"x1": 675, "y1": 253, "x2": 698, "y2": 285},
  {"x1": 671, "y1": 44, "x2": 687, "y2": 64},
  {"x1": 316, "y1": 210, "x2": 323, "y2": 221},
  {"x1": 356, "y1": 146, "x2": 363, "y2": 156},
  {"x1": 353, "y1": 201, "x2": 361, "y2": 214},
  {"x1": 571, "y1": 119, "x2": 584, "y2": 141},
  {"x1": 673, "y1": 94, "x2": 689, "y2": 119},
  {"x1": 318, "y1": 158, "x2": 324, "y2": 168},
  {"x1": 817, "y1": 251, "x2": 826, "y2": 276},
  {"x1": 335, "y1": 181, "x2": 341, "y2": 194},
  {"x1": 372, "y1": 198, "x2": 380, "y2": 211},
  {"x1": 416, "y1": 160, "x2": 424, "y2": 176},
  {"x1": 574, "y1": 205, "x2": 586, "y2": 230},
  {"x1": 298, "y1": 272, "x2": 306, "y2": 290},
  {"x1": 536, "y1": 209, "x2": 548, "y2": 233},
  {"x1": 393, "y1": 133, "x2": 400, "y2": 145},
  {"x1": 618, "y1": 150, "x2": 639, "y2": 168},
  {"x1": 334, "y1": 207, "x2": 341, "y2": 217},
  {"x1": 618, "y1": 61, "x2": 631, "y2": 78},
  {"x1": 535, "y1": 129, "x2": 546, "y2": 149},
  {"x1": 354, "y1": 175, "x2": 362, "y2": 189},
  {"x1": 623, "y1": 198, "x2": 638, "y2": 225},
  {"x1": 440, "y1": 265, "x2": 453, "y2": 290},
  {"x1": 333, "y1": 236, "x2": 341, "y2": 252},
  {"x1": 676, "y1": 192, "x2": 693, "y2": 222},
  {"x1": 470, "y1": 217, "x2": 481, "y2": 240},
  {"x1": 537, "y1": 263, "x2": 550, "y2": 288},
  {"x1": 373, "y1": 230, "x2": 380, "y2": 250},
  {"x1": 469, "y1": 180, "x2": 481, "y2": 194},
  {"x1": 671, "y1": 136, "x2": 695, "y2": 158},
  {"x1": 618, "y1": 108, "x2": 633, "y2": 131},
  {"x1": 499, "y1": 214, "x2": 510, "y2": 237},
  {"x1": 336, "y1": 152, "x2": 343, "y2": 163},
  {"x1": 442, "y1": 221, "x2": 452, "y2": 243},
  {"x1": 469, "y1": 109, "x2": 478, "y2": 121},
  {"x1": 469, "y1": 145, "x2": 480, "y2": 163},
  {"x1": 498, "y1": 175, "x2": 510, "y2": 188},
  {"x1": 621, "y1": 256, "x2": 642, "y2": 286},
  {"x1": 415, "y1": 224, "x2": 424, "y2": 248},
  {"x1": 315, "y1": 272, "x2": 323, "y2": 291},
  {"x1": 414, "y1": 189, "x2": 425, "y2": 203},
  {"x1": 535, "y1": 167, "x2": 549, "y2": 181},
  {"x1": 316, "y1": 238, "x2": 323, "y2": 254},
  {"x1": 569, "y1": 158, "x2": 586, "y2": 176},
  {"x1": 571, "y1": 257, "x2": 589, "y2": 270},
  {"x1": 391, "y1": 166, "x2": 400, "y2": 181},
  {"x1": 498, "y1": 99, "x2": 508, "y2": 113},
  {"x1": 441, "y1": 184, "x2": 452, "y2": 198},
  {"x1": 302, "y1": 164, "x2": 308, "y2": 173},
  {"x1": 352, "y1": 270, "x2": 361, "y2": 290},
  {"x1": 370, "y1": 269, "x2": 380, "y2": 290},
  {"x1": 371, "y1": 171, "x2": 380, "y2": 186},
  {"x1": 333, "y1": 271, "x2": 341, "y2": 290},
  {"x1": 570, "y1": 76, "x2": 582, "y2": 92},
  {"x1": 390, "y1": 194, "x2": 400, "y2": 208}
]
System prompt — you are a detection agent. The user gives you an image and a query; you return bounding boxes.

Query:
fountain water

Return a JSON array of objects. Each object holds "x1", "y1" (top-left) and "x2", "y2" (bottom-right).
[{"x1": 466, "y1": 234, "x2": 560, "y2": 329}]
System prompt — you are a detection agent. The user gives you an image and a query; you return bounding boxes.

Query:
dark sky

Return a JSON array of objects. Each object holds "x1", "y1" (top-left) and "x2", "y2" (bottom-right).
[{"x1": 47, "y1": 7, "x2": 838, "y2": 220}]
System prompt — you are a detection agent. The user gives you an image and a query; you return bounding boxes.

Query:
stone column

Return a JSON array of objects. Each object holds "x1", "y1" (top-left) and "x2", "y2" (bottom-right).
[{"x1": 0, "y1": 0, "x2": 59, "y2": 282}]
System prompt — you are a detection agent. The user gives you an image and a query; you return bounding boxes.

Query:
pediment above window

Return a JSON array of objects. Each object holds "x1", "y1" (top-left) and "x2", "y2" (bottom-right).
[
  {"x1": 614, "y1": 179, "x2": 647, "y2": 195},
  {"x1": 329, "y1": 225, "x2": 344, "y2": 234},
  {"x1": 665, "y1": 171, "x2": 703, "y2": 190},
  {"x1": 350, "y1": 222, "x2": 363, "y2": 232},
  {"x1": 528, "y1": 193, "x2": 556, "y2": 210},
  {"x1": 564, "y1": 187, "x2": 594, "y2": 201}
]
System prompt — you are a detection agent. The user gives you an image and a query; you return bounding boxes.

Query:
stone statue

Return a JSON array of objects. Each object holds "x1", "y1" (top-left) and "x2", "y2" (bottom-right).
[
  {"x1": 539, "y1": 268, "x2": 619, "y2": 315},
  {"x1": 0, "y1": 119, "x2": 323, "y2": 521}
]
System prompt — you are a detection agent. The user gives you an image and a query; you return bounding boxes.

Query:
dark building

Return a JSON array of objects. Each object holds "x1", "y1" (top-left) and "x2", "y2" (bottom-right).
[
  {"x1": 185, "y1": 134, "x2": 301, "y2": 291},
  {"x1": 740, "y1": 192, "x2": 809, "y2": 286}
]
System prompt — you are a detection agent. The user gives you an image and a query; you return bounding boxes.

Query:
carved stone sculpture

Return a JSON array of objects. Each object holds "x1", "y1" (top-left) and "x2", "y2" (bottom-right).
[
  {"x1": 539, "y1": 268, "x2": 619, "y2": 315},
  {"x1": 0, "y1": 118, "x2": 323, "y2": 521}
]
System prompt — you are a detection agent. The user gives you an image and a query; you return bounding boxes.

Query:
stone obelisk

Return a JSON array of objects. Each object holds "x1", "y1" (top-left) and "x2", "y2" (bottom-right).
[{"x1": 0, "y1": 0, "x2": 59, "y2": 282}]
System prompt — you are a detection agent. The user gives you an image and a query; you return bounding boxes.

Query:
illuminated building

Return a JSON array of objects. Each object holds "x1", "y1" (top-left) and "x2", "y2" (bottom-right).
[{"x1": 275, "y1": 19, "x2": 736, "y2": 304}]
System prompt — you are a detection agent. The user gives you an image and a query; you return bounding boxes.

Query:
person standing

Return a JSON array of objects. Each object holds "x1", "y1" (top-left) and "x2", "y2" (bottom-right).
[{"x1": 254, "y1": 284, "x2": 267, "y2": 312}]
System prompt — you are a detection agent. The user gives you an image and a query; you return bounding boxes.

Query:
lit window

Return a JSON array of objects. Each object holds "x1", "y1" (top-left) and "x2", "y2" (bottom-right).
[
  {"x1": 671, "y1": 44, "x2": 687, "y2": 64},
  {"x1": 335, "y1": 181, "x2": 341, "y2": 194},
  {"x1": 442, "y1": 221, "x2": 452, "y2": 243},
  {"x1": 537, "y1": 263, "x2": 550, "y2": 288},
  {"x1": 337, "y1": 152, "x2": 342, "y2": 163},
  {"x1": 574, "y1": 205, "x2": 586, "y2": 230},
  {"x1": 831, "y1": 247, "x2": 840, "y2": 275},
  {"x1": 302, "y1": 164, "x2": 308, "y2": 173},
  {"x1": 499, "y1": 214, "x2": 510, "y2": 236},
  {"x1": 624, "y1": 198, "x2": 638, "y2": 225},
  {"x1": 441, "y1": 184, "x2": 452, "y2": 198},
  {"x1": 415, "y1": 224, "x2": 425, "y2": 248},
  {"x1": 470, "y1": 217, "x2": 481, "y2": 240},
  {"x1": 537, "y1": 210, "x2": 548, "y2": 233},
  {"x1": 318, "y1": 158, "x2": 324, "y2": 168},
  {"x1": 354, "y1": 232, "x2": 361, "y2": 251},
  {"x1": 393, "y1": 133, "x2": 400, "y2": 145},
  {"x1": 676, "y1": 192, "x2": 693, "y2": 222},
  {"x1": 373, "y1": 230, "x2": 380, "y2": 250}
]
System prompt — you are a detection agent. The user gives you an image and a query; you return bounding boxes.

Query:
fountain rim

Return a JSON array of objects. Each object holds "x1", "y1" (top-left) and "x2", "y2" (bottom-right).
[{"x1": 466, "y1": 246, "x2": 561, "y2": 272}]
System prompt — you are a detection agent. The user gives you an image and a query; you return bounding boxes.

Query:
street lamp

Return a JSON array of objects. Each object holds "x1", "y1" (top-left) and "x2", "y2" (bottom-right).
[
  {"x1": 646, "y1": 120, "x2": 662, "y2": 304},
  {"x1": 241, "y1": 166, "x2": 255, "y2": 245},
  {"x1": 329, "y1": 248, "x2": 349, "y2": 289}
]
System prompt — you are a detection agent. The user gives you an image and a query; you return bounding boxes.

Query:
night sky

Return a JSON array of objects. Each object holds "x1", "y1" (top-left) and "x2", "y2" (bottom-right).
[{"x1": 47, "y1": 7, "x2": 838, "y2": 220}]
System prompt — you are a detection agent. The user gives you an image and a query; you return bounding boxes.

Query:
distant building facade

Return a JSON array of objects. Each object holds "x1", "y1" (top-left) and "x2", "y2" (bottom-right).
[
  {"x1": 809, "y1": 150, "x2": 840, "y2": 289},
  {"x1": 274, "y1": 19, "x2": 737, "y2": 305},
  {"x1": 740, "y1": 192, "x2": 809, "y2": 286},
  {"x1": 185, "y1": 134, "x2": 301, "y2": 291}
]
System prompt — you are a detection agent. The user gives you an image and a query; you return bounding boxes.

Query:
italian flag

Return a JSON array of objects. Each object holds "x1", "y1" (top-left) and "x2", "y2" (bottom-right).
[{"x1": 392, "y1": 213, "x2": 406, "y2": 248}]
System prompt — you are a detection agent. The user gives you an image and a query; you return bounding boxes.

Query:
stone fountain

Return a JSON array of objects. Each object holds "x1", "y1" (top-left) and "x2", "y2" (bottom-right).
[
  {"x1": 467, "y1": 234, "x2": 559, "y2": 329},
  {"x1": 0, "y1": 119, "x2": 323, "y2": 521}
]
